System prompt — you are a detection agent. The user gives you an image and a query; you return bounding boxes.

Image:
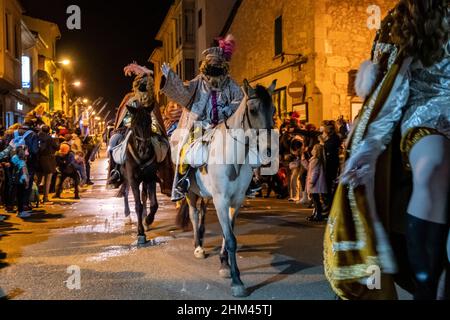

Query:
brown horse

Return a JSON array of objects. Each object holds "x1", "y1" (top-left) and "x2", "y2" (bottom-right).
[{"x1": 121, "y1": 105, "x2": 159, "y2": 244}]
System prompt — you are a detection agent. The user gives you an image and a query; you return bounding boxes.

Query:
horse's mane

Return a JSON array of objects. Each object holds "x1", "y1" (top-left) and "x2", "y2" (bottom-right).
[{"x1": 254, "y1": 85, "x2": 272, "y2": 111}]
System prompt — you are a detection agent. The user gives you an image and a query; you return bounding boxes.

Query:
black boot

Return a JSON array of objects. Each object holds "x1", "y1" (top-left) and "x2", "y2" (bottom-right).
[
  {"x1": 171, "y1": 169, "x2": 191, "y2": 202},
  {"x1": 246, "y1": 178, "x2": 262, "y2": 196},
  {"x1": 107, "y1": 168, "x2": 121, "y2": 187},
  {"x1": 407, "y1": 214, "x2": 449, "y2": 300},
  {"x1": 175, "y1": 175, "x2": 190, "y2": 194}
]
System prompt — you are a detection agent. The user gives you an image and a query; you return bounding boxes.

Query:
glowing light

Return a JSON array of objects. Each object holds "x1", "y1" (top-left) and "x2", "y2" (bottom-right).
[
  {"x1": 73, "y1": 81, "x2": 82, "y2": 87},
  {"x1": 61, "y1": 59, "x2": 71, "y2": 66}
]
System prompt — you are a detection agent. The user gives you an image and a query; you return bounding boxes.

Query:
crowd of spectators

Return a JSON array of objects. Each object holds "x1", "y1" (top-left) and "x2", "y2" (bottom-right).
[
  {"x1": 0, "y1": 109, "x2": 100, "y2": 219},
  {"x1": 262, "y1": 113, "x2": 350, "y2": 222}
]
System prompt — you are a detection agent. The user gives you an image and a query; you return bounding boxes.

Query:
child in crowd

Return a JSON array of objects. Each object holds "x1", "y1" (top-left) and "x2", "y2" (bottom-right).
[{"x1": 306, "y1": 144, "x2": 327, "y2": 222}]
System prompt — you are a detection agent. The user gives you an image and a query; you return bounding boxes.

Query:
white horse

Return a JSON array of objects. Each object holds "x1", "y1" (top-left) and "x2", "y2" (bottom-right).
[{"x1": 176, "y1": 79, "x2": 277, "y2": 297}]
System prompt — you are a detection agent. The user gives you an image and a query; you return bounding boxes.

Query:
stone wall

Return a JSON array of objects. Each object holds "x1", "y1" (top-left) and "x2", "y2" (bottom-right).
[
  {"x1": 227, "y1": 0, "x2": 398, "y2": 124},
  {"x1": 229, "y1": 0, "x2": 315, "y2": 80},
  {"x1": 314, "y1": 0, "x2": 397, "y2": 121}
]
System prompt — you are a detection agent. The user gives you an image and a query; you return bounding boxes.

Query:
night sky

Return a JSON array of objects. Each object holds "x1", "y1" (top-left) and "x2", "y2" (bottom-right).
[{"x1": 20, "y1": 0, "x2": 173, "y2": 117}]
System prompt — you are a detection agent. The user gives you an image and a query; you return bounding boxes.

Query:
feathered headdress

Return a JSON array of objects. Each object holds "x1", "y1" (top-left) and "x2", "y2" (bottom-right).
[
  {"x1": 217, "y1": 34, "x2": 236, "y2": 61},
  {"x1": 124, "y1": 62, "x2": 153, "y2": 77},
  {"x1": 203, "y1": 34, "x2": 237, "y2": 62}
]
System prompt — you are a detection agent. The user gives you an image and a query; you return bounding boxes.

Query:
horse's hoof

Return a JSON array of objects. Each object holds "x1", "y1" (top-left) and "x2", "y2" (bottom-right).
[
  {"x1": 231, "y1": 285, "x2": 249, "y2": 298},
  {"x1": 137, "y1": 235, "x2": 147, "y2": 245},
  {"x1": 194, "y1": 247, "x2": 206, "y2": 259},
  {"x1": 219, "y1": 268, "x2": 231, "y2": 279}
]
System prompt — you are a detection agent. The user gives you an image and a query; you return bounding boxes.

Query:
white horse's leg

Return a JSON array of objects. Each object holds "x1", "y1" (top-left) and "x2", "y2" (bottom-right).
[
  {"x1": 219, "y1": 237, "x2": 231, "y2": 278},
  {"x1": 213, "y1": 196, "x2": 248, "y2": 297},
  {"x1": 187, "y1": 193, "x2": 205, "y2": 259},
  {"x1": 407, "y1": 135, "x2": 449, "y2": 300},
  {"x1": 198, "y1": 198, "x2": 207, "y2": 247}
]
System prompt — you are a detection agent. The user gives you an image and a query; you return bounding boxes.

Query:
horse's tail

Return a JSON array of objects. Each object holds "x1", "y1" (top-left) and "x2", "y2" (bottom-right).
[{"x1": 175, "y1": 199, "x2": 191, "y2": 231}]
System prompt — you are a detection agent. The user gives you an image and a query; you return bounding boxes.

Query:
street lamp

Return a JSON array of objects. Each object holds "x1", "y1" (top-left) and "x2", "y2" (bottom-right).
[
  {"x1": 72, "y1": 81, "x2": 82, "y2": 87},
  {"x1": 60, "y1": 59, "x2": 71, "y2": 66}
]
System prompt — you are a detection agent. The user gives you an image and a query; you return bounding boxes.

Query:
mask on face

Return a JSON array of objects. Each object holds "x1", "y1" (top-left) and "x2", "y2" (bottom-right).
[
  {"x1": 204, "y1": 65, "x2": 227, "y2": 77},
  {"x1": 138, "y1": 82, "x2": 147, "y2": 92}
]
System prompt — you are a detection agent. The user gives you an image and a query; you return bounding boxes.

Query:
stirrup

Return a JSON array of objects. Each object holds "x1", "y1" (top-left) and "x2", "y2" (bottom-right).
[
  {"x1": 176, "y1": 176, "x2": 191, "y2": 194},
  {"x1": 108, "y1": 169, "x2": 121, "y2": 184},
  {"x1": 171, "y1": 191, "x2": 186, "y2": 202}
]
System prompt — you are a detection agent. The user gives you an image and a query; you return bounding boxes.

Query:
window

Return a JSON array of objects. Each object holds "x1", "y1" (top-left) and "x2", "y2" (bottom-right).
[
  {"x1": 274, "y1": 16, "x2": 283, "y2": 56},
  {"x1": 272, "y1": 88, "x2": 287, "y2": 119},
  {"x1": 184, "y1": 59, "x2": 195, "y2": 81},
  {"x1": 49, "y1": 81, "x2": 54, "y2": 112},
  {"x1": 185, "y1": 9, "x2": 195, "y2": 42},
  {"x1": 175, "y1": 18, "x2": 179, "y2": 48},
  {"x1": 14, "y1": 23, "x2": 20, "y2": 59},
  {"x1": 347, "y1": 69, "x2": 358, "y2": 96},
  {"x1": 176, "y1": 62, "x2": 182, "y2": 79},
  {"x1": 198, "y1": 9, "x2": 203, "y2": 28},
  {"x1": 5, "y1": 13, "x2": 11, "y2": 52}
]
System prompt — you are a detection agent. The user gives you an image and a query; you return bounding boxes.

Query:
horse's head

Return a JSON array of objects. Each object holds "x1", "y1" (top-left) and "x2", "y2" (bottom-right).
[
  {"x1": 242, "y1": 79, "x2": 277, "y2": 130},
  {"x1": 126, "y1": 104, "x2": 154, "y2": 158},
  {"x1": 242, "y1": 80, "x2": 277, "y2": 161}
]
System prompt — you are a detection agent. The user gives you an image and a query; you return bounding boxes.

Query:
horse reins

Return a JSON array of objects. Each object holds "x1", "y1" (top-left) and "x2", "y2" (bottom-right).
[
  {"x1": 127, "y1": 128, "x2": 156, "y2": 170},
  {"x1": 224, "y1": 96, "x2": 258, "y2": 145}
]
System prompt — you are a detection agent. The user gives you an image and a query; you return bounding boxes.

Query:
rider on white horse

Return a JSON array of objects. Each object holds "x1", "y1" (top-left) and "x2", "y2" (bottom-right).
[{"x1": 160, "y1": 35, "x2": 248, "y2": 202}]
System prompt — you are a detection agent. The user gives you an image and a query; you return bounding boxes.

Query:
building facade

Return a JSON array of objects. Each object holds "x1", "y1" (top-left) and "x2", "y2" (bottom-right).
[
  {"x1": 226, "y1": 0, "x2": 397, "y2": 125},
  {"x1": 195, "y1": 0, "x2": 239, "y2": 58},
  {"x1": 150, "y1": 0, "x2": 238, "y2": 107},
  {"x1": 22, "y1": 15, "x2": 68, "y2": 115},
  {"x1": 150, "y1": 0, "x2": 196, "y2": 106},
  {"x1": 1, "y1": 2, "x2": 69, "y2": 128},
  {"x1": 0, "y1": 0, "x2": 26, "y2": 127}
]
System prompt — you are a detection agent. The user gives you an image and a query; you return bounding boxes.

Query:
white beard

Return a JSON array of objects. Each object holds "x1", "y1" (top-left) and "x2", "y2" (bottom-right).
[{"x1": 355, "y1": 60, "x2": 379, "y2": 100}]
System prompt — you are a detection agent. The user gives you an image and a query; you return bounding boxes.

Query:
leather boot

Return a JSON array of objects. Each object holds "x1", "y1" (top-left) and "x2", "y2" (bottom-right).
[{"x1": 407, "y1": 214, "x2": 449, "y2": 300}]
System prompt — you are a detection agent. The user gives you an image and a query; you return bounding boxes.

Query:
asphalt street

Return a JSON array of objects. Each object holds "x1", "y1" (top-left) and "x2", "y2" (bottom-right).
[{"x1": 0, "y1": 154, "x2": 410, "y2": 300}]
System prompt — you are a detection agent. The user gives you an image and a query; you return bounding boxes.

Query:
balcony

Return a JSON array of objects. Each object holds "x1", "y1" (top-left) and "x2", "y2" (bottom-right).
[{"x1": 0, "y1": 54, "x2": 21, "y2": 90}]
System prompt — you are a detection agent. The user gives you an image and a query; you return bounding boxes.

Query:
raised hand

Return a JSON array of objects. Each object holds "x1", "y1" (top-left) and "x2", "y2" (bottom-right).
[{"x1": 161, "y1": 63, "x2": 171, "y2": 77}]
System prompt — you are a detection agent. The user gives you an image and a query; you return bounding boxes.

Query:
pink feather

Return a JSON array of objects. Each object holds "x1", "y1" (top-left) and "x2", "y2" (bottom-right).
[{"x1": 218, "y1": 34, "x2": 236, "y2": 61}]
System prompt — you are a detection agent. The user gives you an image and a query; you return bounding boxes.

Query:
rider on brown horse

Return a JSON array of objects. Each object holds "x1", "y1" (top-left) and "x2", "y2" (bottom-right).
[{"x1": 107, "y1": 63, "x2": 173, "y2": 197}]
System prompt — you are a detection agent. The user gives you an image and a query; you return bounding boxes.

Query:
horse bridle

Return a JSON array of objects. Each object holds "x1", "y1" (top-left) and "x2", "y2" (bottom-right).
[
  {"x1": 127, "y1": 128, "x2": 156, "y2": 170},
  {"x1": 224, "y1": 96, "x2": 257, "y2": 131}
]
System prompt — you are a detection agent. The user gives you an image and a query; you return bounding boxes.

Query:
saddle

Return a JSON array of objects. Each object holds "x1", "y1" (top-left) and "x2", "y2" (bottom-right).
[
  {"x1": 112, "y1": 131, "x2": 132, "y2": 165},
  {"x1": 183, "y1": 129, "x2": 216, "y2": 169},
  {"x1": 112, "y1": 128, "x2": 170, "y2": 166}
]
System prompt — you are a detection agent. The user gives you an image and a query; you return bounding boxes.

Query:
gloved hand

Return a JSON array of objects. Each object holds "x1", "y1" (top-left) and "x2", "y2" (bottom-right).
[
  {"x1": 161, "y1": 63, "x2": 171, "y2": 78},
  {"x1": 340, "y1": 140, "x2": 382, "y2": 188}
]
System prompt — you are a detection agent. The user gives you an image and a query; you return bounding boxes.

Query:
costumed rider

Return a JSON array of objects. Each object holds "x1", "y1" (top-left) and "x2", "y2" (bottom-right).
[
  {"x1": 107, "y1": 62, "x2": 173, "y2": 196},
  {"x1": 160, "y1": 35, "x2": 250, "y2": 202}
]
